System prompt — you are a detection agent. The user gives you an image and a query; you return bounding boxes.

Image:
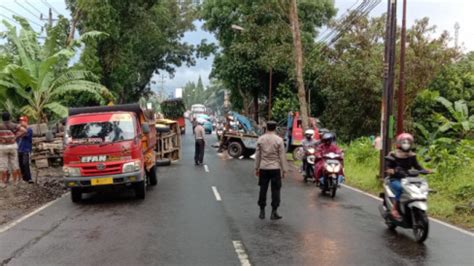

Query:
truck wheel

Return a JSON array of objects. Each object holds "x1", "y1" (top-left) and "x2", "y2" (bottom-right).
[
  {"x1": 228, "y1": 141, "x2": 243, "y2": 158},
  {"x1": 135, "y1": 181, "x2": 146, "y2": 199},
  {"x1": 243, "y1": 149, "x2": 255, "y2": 158},
  {"x1": 71, "y1": 188, "x2": 82, "y2": 203},
  {"x1": 147, "y1": 166, "x2": 158, "y2": 186},
  {"x1": 156, "y1": 159, "x2": 171, "y2": 166}
]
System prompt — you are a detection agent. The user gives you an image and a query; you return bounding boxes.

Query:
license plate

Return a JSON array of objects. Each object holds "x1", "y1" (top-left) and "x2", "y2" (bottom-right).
[{"x1": 91, "y1": 177, "x2": 114, "y2": 186}]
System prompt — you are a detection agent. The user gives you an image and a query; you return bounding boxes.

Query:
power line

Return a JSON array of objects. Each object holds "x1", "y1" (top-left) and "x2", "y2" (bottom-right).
[
  {"x1": 0, "y1": 5, "x2": 43, "y2": 27},
  {"x1": 0, "y1": 14, "x2": 19, "y2": 25},
  {"x1": 25, "y1": 0, "x2": 44, "y2": 14},
  {"x1": 40, "y1": 0, "x2": 62, "y2": 16},
  {"x1": 14, "y1": 0, "x2": 41, "y2": 22}
]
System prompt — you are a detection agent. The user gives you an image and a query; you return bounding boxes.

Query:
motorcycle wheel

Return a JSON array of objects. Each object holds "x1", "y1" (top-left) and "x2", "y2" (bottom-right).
[
  {"x1": 305, "y1": 167, "x2": 313, "y2": 183},
  {"x1": 331, "y1": 187, "x2": 337, "y2": 198},
  {"x1": 412, "y1": 209, "x2": 429, "y2": 243}
]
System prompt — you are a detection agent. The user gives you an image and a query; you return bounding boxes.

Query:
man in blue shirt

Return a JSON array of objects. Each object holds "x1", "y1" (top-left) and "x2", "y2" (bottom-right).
[{"x1": 18, "y1": 116, "x2": 33, "y2": 183}]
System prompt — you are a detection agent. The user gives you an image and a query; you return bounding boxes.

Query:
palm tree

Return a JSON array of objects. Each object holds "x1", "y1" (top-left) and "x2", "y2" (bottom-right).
[{"x1": 0, "y1": 16, "x2": 111, "y2": 122}]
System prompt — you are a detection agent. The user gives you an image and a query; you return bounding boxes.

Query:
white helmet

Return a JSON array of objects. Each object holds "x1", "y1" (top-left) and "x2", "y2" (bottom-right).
[{"x1": 304, "y1": 129, "x2": 314, "y2": 136}]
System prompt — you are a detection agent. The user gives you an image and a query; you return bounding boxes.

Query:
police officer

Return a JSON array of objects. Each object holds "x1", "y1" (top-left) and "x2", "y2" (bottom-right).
[
  {"x1": 194, "y1": 120, "x2": 205, "y2": 165},
  {"x1": 255, "y1": 121, "x2": 288, "y2": 220}
]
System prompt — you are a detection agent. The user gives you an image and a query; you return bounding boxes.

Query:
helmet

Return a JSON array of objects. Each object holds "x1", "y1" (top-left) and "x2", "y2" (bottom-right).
[
  {"x1": 396, "y1": 133, "x2": 414, "y2": 152},
  {"x1": 304, "y1": 129, "x2": 314, "y2": 137},
  {"x1": 321, "y1": 132, "x2": 334, "y2": 144}
]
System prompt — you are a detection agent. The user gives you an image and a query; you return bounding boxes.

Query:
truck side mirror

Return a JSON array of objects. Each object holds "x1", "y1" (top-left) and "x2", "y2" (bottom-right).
[{"x1": 142, "y1": 124, "x2": 150, "y2": 134}]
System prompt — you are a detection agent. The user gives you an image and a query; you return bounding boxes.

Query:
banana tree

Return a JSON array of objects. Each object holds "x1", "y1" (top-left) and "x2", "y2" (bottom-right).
[
  {"x1": 0, "y1": 16, "x2": 111, "y2": 122},
  {"x1": 435, "y1": 96, "x2": 474, "y2": 139}
]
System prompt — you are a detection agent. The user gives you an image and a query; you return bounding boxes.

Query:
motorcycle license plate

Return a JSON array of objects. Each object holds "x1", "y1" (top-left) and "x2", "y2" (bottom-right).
[{"x1": 91, "y1": 177, "x2": 114, "y2": 186}]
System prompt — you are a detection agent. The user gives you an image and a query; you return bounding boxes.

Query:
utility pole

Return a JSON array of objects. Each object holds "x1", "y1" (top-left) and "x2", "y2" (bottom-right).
[
  {"x1": 40, "y1": 8, "x2": 57, "y2": 27},
  {"x1": 454, "y1": 22, "x2": 460, "y2": 49},
  {"x1": 379, "y1": 0, "x2": 397, "y2": 179},
  {"x1": 396, "y1": 0, "x2": 407, "y2": 135}
]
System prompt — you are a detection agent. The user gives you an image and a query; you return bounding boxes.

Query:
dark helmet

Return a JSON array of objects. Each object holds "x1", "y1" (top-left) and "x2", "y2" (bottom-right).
[{"x1": 321, "y1": 132, "x2": 334, "y2": 145}]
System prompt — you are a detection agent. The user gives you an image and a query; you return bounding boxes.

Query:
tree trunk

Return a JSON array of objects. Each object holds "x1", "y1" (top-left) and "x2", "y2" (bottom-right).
[
  {"x1": 253, "y1": 90, "x2": 259, "y2": 123},
  {"x1": 289, "y1": 0, "x2": 309, "y2": 129}
]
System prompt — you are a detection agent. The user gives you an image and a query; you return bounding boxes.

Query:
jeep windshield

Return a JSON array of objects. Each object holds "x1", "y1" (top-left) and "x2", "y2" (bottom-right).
[{"x1": 66, "y1": 114, "x2": 136, "y2": 145}]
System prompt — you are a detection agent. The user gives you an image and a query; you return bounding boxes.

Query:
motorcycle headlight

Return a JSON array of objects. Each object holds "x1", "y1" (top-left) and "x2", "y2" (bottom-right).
[
  {"x1": 63, "y1": 166, "x2": 81, "y2": 177},
  {"x1": 122, "y1": 161, "x2": 141, "y2": 173},
  {"x1": 325, "y1": 163, "x2": 333, "y2": 172},
  {"x1": 333, "y1": 164, "x2": 341, "y2": 173}
]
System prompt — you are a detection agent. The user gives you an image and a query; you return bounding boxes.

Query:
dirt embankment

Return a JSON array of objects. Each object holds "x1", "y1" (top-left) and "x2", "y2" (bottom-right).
[{"x1": 0, "y1": 167, "x2": 66, "y2": 226}]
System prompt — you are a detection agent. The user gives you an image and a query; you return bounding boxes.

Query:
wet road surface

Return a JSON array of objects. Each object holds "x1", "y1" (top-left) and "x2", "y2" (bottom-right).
[{"x1": 1, "y1": 125, "x2": 473, "y2": 265}]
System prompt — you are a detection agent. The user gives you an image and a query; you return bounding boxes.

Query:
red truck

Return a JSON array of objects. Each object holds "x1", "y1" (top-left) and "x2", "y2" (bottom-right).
[{"x1": 63, "y1": 104, "x2": 157, "y2": 202}]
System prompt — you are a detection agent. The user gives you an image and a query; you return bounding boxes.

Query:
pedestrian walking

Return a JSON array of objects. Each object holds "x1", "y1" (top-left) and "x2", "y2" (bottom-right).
[
  {"x1": 0, "y1": 112, "x2": 26, "y2": 186},
  {"x1": 17, "y1": 116, "x2": 33, "y2": 183},
  {"x1": 194, "y1": 120, "x2": 205, "y2": 166},
  {"x1": 255, "y1": 121, "x2": 288, "y2": 220}
]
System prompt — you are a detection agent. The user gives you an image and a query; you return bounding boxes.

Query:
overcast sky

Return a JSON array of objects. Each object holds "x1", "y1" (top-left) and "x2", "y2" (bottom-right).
[{"x1": 1, "y1": 0, "x2": 472, "y2": 95}]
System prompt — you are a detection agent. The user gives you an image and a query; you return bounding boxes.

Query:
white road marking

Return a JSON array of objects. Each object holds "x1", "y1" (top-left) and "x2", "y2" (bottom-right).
[
  {"x1": 204, "y1": 164, "x2": 209, "y2": 172},
  {"x1": 0, "y1": 192, "x2": 70, "y2": 234},
  {"x1": 232, "y1": 240, "x2": 251, "y2": 266},
  {"x1": 211, "y1": 186, "x2": 222, "y2": 201},
  {"x1": 342, "y1": 184, "x2": 474, "y2": 237}
]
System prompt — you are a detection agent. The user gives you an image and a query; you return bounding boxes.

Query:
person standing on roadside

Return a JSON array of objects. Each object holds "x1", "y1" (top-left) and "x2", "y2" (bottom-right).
[
  {"x1": 0, "y1": 112, "x2": 26, "y2": 186},
  {"x1": 255, "y1": 121, "x2": 288, "y2": 220},
  {"x1": 194, "y1": 120, "x2": 205, "y2": 166},
  {"x1": 17, "y1": 116, "x2": 33, "y2": 183}
]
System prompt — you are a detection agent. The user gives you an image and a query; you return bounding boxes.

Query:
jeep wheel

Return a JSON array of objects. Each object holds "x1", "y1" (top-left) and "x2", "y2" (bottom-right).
[
  {"x1": 147, "y1": 166, "x2": 158, "y2": 186},
  {"x1": 228, "y1": 141, "x2": 243, "y2": 158},
  {"x1": 135, "y1": 180, "x2": 146, "y2": 199},
  {"x1": 71, "y1": 188, "x2": 82, "y2": 203}
]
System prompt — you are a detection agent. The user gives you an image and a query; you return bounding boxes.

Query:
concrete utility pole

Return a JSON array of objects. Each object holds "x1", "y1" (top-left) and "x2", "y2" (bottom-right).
[
  {"x1": 396, "y1": 0, "x2": 407, "y2": 135},
  {"x1": 454, "y1": 22, "x2": 460, "y2": 49},
  {"x1": 379, "y1": 0, "x2": 397, "y2": 179},
  {"x1": 40, "y1": 8, "x2": 57, "y2": 26}
]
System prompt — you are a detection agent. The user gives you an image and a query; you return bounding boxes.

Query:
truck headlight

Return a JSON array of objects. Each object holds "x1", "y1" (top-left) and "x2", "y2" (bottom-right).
[
  {"x1": 63, "y1": 166, "x2": 81, "y2": 177},
  {"x1": 122, "y1": 161, "x2": 141, "y2": 173}
]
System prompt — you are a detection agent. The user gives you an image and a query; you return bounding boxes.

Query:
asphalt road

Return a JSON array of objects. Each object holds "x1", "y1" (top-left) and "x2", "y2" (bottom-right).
[{"x1": 1, "y1": 124, "x2": 473, "y2": 265}]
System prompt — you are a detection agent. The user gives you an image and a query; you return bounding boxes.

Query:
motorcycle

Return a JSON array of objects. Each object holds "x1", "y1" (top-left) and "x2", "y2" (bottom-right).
[
  {"x1": 378, "y1": 155, "x2": 432, "y2": 243},
  {"x1": 303, "y1": 147, "x2": 317, "y2": 183},
  {"x1": 319, "y1": 152, "x2": 344, "y2": 198}
]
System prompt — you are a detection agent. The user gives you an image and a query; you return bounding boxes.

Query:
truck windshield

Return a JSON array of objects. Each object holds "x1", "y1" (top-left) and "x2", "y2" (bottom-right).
[{"x1": 66, "y1": 120, "x2": 136, "y2": 145}]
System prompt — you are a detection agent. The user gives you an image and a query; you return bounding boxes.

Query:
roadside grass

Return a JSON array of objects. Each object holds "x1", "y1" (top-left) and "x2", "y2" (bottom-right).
[{"x1": 289, "y1": 138, "x2": 473, "y2": 231}]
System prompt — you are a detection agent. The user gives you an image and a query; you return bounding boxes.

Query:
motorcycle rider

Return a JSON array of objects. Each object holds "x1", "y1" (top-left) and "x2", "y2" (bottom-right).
[
  {"x1": 314, "y1": 132, "x2": 344, "y2": 186},
  {"x1": 301, "y1": 129, "x2": 318, "y2": 177},
  {"x1": 386, "y1": 133, "x2": 431, "y2": 220}
]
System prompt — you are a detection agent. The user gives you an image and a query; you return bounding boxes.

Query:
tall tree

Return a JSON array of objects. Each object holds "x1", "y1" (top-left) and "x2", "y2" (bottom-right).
[
  {"x1": 288, "y1": 0, "x2": 309, "y2": 129},
  {"x1": 66, "y1": 0, "x2": 197, "y2": 103}
]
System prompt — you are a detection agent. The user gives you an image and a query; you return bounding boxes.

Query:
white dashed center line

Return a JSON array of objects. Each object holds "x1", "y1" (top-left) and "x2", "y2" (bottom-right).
[
  {"x1": 211, "y1": 186, "x2": 222, "y2": 201},
  {"x1": 232, "y1": 240, "x2": 251, "y2": 266},
  {"x1": 204, "y1": 164, "x2": 209, "y2": 172}
]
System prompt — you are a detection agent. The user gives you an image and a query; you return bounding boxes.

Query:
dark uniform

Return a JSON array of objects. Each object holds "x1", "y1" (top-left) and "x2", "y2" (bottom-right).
[
  {"x1": 255, "y1": 121, "x2": 288, "y2": 220},
  {"x1": 194, "y1": 123, "x2": 205, "y2": 165}
]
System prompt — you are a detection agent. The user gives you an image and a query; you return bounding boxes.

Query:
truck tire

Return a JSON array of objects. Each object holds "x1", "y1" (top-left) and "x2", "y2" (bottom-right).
[
  {"x1": 134, "y1": 180, "x2": 146, "y2": 199},
  {"x1": 292, "y1": 147, "x2": 305, "y2": 161},
  {"x1": 147, "y1": 166, "x2": 158, "y2": 186},
  {"x1": 156, "y1": 159, "x2": 171, "y2": 166},
  {"x1": 228, "y1": 141, "x2": 243, "y2": 158},
  {"x1": 71, "y1": 188, "x2": 82, "y2": 203},
  {"x1": 243, "y1": 149, "x2": 255, "y2": 158}
]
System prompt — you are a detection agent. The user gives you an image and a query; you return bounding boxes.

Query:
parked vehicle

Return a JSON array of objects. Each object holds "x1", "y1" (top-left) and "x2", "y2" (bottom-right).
[
  {"x1": 219, "y1": 112, "x2": 260, "y2": 158},
  {"x1": 379, "y1": 156, "x2": 432, "y2": 243},
  {"x1": 63, "y1": 104, "x2": 157, "y2": 202},
  {"x1": 196, "y1": 114, "x2": 213, "y2": 134},
  {"x1": 161, "y1": 99, "x2": 186, "y2": 134},
  {"x1": 285, "y1": 112, "x2": 320, "y2": 161},
  {"x1": 318, "y1": 152, "x2": 343, "y2": 198}
]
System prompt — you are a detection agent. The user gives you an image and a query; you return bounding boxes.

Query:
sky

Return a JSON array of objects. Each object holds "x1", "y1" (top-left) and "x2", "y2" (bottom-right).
[{"x1": 1, "y1": 0, "x2": 472, "y2": 95}]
